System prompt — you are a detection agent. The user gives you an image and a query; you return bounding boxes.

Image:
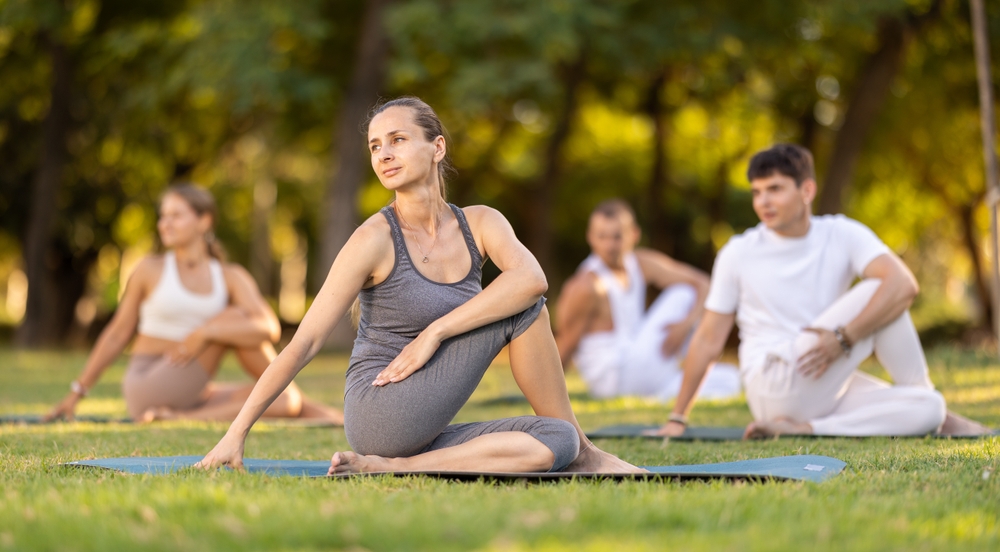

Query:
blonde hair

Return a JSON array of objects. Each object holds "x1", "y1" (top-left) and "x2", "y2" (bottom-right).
[{"x1": 159, "y1": 183, "x2": 226, "y2": 261}]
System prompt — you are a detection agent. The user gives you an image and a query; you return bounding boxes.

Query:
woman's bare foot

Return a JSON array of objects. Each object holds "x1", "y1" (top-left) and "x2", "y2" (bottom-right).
[
  {"x1": 938, "y1": 411, "x2": 995, "y2": 436},
  {"x1": 564, "y1": 443, "x2": 647, "y2": 474},
  {"x1": 744, "y1": 417, "x2": 812, "y2": 439},
  {"x1": 327, "y1": 451, "x2": 399, "y2": 475},
  {"x1": 140, "y1": 406, "x2": 176, "y2": 423}
]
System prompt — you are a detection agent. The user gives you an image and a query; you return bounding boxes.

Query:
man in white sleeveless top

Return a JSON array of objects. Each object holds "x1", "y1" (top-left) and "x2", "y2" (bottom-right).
[
  {"x1": 656, "y1": 144, "x2": 989, "y2": 437},
  {"x1": 555, "y1": 200, "x2": 741, "y2": 401}
]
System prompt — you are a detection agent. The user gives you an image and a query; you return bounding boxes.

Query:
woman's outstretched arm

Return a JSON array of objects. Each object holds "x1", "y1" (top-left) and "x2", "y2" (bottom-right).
[
  {"x1": 43, "y1": 259, "x2": 151, "y2": 420},
  {"x1": 373, "y1": 206, "x2": 548, "y2": 385},
  {"x1": 196, "y1": 221, "x2": 389, "y2": 469}
]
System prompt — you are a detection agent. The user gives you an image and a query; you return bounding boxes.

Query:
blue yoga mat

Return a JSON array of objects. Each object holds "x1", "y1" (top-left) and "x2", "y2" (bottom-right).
[
  {"x1": 62, "y1": 454, "x2": 846, "y2": 482},
  {"x1": 0, "y1": 414, "x2": 340, "y2": 427},
  {"x1": 587, "y1": 425, "x2": 746, "y2": 441},
  {"x1": 1, "y1": 414, "x2": 131, "y2": 424},
  {"x1": 586, "y1": 424, "x2": 1000, "y2": 440}
]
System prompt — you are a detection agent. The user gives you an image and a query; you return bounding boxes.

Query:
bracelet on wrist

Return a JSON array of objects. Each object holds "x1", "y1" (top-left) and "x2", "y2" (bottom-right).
[
  {"x1": 70, "y1": 380, "x2": 88, "y2": 397},
  {"x1": 833, "y1": 326, "x2": 852, "y2": 354},
  {"x1": 668, "y1": 413, "x2": 688, "y2": 426}
]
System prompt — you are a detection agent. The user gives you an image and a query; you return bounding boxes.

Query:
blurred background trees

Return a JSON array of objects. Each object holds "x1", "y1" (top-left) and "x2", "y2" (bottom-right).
[{"x1": 0, "y1": 0, "x2": 997, "y2": 348}]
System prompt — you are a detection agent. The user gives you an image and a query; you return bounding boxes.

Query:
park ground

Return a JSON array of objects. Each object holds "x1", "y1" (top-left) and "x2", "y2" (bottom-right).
[{"x1": 0, "y1": 346, "x2": 998, "y2": 551}]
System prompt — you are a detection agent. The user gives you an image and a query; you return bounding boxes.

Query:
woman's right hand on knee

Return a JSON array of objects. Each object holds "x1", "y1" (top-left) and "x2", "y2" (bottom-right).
[
  {"x1": 372, "y1": 329, "x2": 443, "y2": 386},
  {"x1": 195, "y1": 433, "x2": 246, "y2": 472}
]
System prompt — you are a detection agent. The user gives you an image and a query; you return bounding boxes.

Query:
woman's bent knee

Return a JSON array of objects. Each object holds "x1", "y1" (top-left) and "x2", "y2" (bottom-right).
[{"x1": 539, "y1": 418, "x2": 580, "y2": 472}]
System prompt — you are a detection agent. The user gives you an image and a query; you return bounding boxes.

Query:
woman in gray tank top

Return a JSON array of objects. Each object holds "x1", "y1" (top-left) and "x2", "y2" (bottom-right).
[{"x1": 198, "y1": 97, "x2": 643, "y2": 474}]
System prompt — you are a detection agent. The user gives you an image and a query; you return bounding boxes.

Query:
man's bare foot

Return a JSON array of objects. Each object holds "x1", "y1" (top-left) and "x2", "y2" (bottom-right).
[
  {"x1": 327, "y1": 451, "x2": 399, "y2": 475},
  {"x1": 140, "y1": 406, "x2": 176, "y2": 423},
  {"x1": 937, "y1": 411, "x2": 995, "y2": 436},
  {"x1": 298, "y1": 399, "x2": 344, "y2": 425},
  {"x1": 564, "y1": 443, "x2": 647, "y2": 474},
  {"x1": 744, "y1": 417, "x2": 813, "y2": 439}
]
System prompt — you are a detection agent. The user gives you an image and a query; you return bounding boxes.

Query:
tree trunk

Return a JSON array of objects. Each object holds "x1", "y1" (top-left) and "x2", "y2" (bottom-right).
[
  {"x1": 798, "y1": 107, "x2": 818, "y2": 155},
  {"x1": 817, "y1": 17, "x2": 907, "y2": 215},
  {"x1": 250, "y1": 176, "x2": 276, "y2": 295},
  {"x1": 316, "y1": 0, "x2": 391, "y2": 348},
  {"x1": 16, "y1": 37, "x2": 73, "y2": 347},
  {"x1": 959, "y1": 202, "x2": 994, "y2": 330},
  {"x1": 817, "y1": 0, "x2": 943, "y2": 215},
  {"x1": 642, "y1": 72, "x2": 673, "y2": 254},
  {"x1": 524, "y1": 55, "x2": 586, "y2": 284}
]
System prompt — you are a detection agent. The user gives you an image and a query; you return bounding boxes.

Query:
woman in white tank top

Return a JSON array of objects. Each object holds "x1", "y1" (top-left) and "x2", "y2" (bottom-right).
[{"x1": 45, "y1": 184, "x2": 342, "y2": 424}]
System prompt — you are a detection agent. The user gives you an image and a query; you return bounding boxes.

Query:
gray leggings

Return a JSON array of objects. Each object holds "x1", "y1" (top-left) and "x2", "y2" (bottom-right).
[{"x1": 344, "y1": 299, "x2": 580, "y2": 471}]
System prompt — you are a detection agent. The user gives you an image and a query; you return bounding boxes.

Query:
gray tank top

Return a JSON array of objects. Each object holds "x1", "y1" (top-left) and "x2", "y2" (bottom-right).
[{"x1": 349, "y1": 203, "x2": 483, "y2": 368}]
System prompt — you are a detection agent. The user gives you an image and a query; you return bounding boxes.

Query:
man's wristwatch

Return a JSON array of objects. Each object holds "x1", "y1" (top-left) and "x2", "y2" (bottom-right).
[
  {"x1": 833, "y1": 326, "x2": 853, "y2": 354},
  {"x1": 70, "y1": 380, "x2": 88, "y2": 397}
]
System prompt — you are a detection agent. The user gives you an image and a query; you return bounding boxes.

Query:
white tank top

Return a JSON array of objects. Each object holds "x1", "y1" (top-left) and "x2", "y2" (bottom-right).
[
  {"x1": 572, "y1": 253, "x2": 646, "y2": 397},
  {"x1": 579, "y1": 252, "x2": 646, "y2": 339},
  {"x1": 138, "y1": 252, "x2": 229, "y2": 341}
]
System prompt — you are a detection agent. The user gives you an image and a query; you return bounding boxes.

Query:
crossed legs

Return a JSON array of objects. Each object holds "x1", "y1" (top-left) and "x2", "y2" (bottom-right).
[
  {"x1": 330, "y1": 304, "x2": 644, "y2": 474},
  {"x1": 743, "y1": 279, "x2": 986, "y2": 438},
  {"x1": 141, "y1": 308, "x2": 342, "y2": 423}
]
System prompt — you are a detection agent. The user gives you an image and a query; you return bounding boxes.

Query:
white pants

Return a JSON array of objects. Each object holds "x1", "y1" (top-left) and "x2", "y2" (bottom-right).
[
  {"x1": 744, "y1": 279, "x2": 946, "y2": 436},
  {"x1": 576, "y1": 284, "x2": 742, "y2": 401}
]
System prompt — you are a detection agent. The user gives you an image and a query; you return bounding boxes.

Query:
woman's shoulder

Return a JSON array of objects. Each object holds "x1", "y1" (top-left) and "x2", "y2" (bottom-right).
[
  {"x1": 220, "y1": 261, "x2": 253, "y2": 281},
  {"x1": 353, "y1": 210, "x2": 394, "y2": 242},
  {"x1": 123, "y1": 254, "x2": 166, "y2": 293},
  {"x1": 458, "y1": 204, "x2": 506, "y2": 227},
  {"x1": 131, "y1": 254, "x2": 166, "y2": 279}
]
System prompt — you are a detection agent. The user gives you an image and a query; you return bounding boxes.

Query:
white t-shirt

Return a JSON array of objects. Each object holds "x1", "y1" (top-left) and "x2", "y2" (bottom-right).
[{"x1": 705, "y1": 215, "x2": 890, "y2": 375}]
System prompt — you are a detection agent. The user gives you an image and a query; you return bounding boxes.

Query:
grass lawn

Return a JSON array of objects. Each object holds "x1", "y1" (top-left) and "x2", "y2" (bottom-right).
[{"x1": 1, "y1": 346, "x2": 998, "y2": 551}]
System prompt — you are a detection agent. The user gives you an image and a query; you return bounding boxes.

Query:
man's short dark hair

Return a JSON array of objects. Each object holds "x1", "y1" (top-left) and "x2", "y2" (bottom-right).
[
  {"x1": 747, "y1": 144, "x2": 815, "y2": 186},
  {"x1": 591, "y1": 199, "x2": 637, "y2": 225}
]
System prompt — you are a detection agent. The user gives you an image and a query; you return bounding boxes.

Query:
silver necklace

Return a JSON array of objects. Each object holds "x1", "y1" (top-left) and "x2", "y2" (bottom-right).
[{"x1": 394, "y1": 204, "x2": 440, "y2": 263}]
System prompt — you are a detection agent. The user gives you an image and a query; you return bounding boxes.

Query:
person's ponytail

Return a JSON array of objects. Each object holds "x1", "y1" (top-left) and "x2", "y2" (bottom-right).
[{"x1": 204, "y1": 230, "x2": 227, "y2": 262}]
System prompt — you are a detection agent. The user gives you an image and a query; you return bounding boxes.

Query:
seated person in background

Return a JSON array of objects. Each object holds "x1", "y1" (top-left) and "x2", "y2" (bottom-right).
[
  {"x1": 46, "y1": 184, "x2": 343, "y2": 424},
  {"x1": 555, "y1": 199, "x2": 741, "y2": 401},
  {"x1": 657, "y1": 144, "x2": 990, "y2": 438}
]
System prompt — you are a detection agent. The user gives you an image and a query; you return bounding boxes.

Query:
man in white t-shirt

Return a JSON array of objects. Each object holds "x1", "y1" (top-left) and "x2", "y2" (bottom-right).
[
  {"x1": 555, "y1": 200, "x2": 741, "y2": 401},
  {"x1": 656, "y1": 144, "x2": 989, "y2": 437}
]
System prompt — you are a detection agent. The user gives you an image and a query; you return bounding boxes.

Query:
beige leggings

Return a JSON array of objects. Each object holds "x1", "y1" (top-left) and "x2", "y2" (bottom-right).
[
  {"x1": 122, "y1": 354, "x2": 212, "y2": 420},
  {"x1": 745, "y1": 279, "x2": 947, "y2": 436}
]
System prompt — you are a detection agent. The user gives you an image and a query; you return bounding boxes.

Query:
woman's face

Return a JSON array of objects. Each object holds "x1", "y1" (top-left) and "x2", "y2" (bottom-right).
[
  {"x1": 157, "y1": 193, "x2": 211, "y2": 249},
  {"x1": 367, "y1": 106, "x2": 445, "y2": 192}
]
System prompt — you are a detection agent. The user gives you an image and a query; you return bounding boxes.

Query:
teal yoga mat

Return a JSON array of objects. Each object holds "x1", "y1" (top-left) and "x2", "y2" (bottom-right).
[
  {"x1": 62, "y1": 454, "x2": 847, "y2": 482},
  {"x1": 0, "y1": 414, "x2": 130, "y2": 424},
  {"x1": 585, "y1": 424, "x2": 1000, "y2": 440},
  {"x1": 587, "y1": 425, "x2": 746, "y2": 440}
]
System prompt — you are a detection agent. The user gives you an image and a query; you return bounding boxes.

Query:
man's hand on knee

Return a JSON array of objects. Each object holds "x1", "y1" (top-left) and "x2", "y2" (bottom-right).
[{"x1": 796, "y1": 327, "x2": 845, "y2": 378}]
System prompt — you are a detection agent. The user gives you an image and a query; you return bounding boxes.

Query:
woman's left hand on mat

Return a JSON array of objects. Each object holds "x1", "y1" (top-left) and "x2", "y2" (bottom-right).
[
  {"x1": 373, "y1": 331, "x2": 442, "y2": 386},
  {"x1": 42, "y1": 392, "x2": 80, "y2": 422},
  {"x1": 195, "y1": 433, "x2": 245, "y2": 471}
]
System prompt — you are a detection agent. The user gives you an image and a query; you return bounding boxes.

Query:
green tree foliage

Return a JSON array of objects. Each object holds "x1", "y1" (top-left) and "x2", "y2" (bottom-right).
[{"x1": 0, "y1": 0, "x2": 997, "y2": 345}]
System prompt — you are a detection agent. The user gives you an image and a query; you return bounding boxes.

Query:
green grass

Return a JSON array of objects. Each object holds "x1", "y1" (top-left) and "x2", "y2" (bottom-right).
[{"x1": 1, "y1": 346, "x2": 998, "y2": 551}]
